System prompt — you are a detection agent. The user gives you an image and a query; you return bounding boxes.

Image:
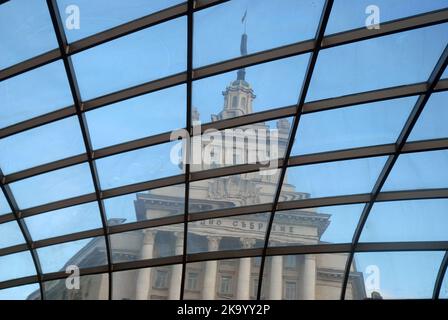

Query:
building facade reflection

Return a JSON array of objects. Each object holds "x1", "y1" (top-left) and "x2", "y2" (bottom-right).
[{"x1": 28, "y1": 31, "x2": 368, "y2": 301}]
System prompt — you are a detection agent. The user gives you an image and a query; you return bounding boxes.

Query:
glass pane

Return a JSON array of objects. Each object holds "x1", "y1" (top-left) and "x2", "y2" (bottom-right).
[
  {"x1": 104, "y1": 184, "x2": 185, "y2": 226},
  {"x1": 110, "y1": 223, "x2": 183, "y2": 263},
  {"x1": 37, "y1": 237, "x2": 107, "y2": 273},
  {"x1": 96, "y1": 141, "x2": 182, "y2": 190},
  {"x1": 269, "y1": 204, "x2": 364, "y2": 247},
  {"x1": 184, "y1": 258, "x2": 262, "y2": 300},
  {"x1": 113, "y1": 264, "x2": 182, "y2": 300},
  {"x1": 0, "y1": 189, "x2": 11, "y2": 215},
  {"x1": 72, "y1": 17, "x2": 186, "y2": 100},
  {"x1": 382, "y1": 150, "x2": 448, "y2": 191},
  {"x1": 292, "y1": 97, "x2": 416, "y2": 155},
  {"x1": 190, "y1": 118, "x2": 292, "y2": 172},
  {"x1": 0, "y1": 60, "x2": 73, "y2": 129},
  {"x1": 188, "y1": 169, "x2": 281, "y2": 214},
  {"x1": 361, "y1": 199, "x2": 448, "y2": 242},
  {"x1": 187, "y1": 213, "x2": 269, "y2": 254},
  {"x1": 408, "y1": 92, "x2": 448, "y2": 142},
  {"x1": 442, "y1": 66, "x2": 448, "y2": 79},
  {"x1": 350, "y1": 251, "x2": 444, "y2": 299},
  {"x1": 9, "y1": 163, "x2": 95, "y2": 209},
  {"x1": 43, "y1": 273, "x2": 108, "y2": 300},
  {"x1": 0, "y1": 220, "x2": 25, "y2": 249},
  {"x1": 0, "y1": 0, "x2": 57, "y2": 68},
  {"x1": 57, "y1": 0, "x2": 184, "y2": 43},
  {"x1": 194, "y1": 0, "x2": 324, "y2": 67},
  {"x1": 326, "y1": 0, "x2": 448, "y2": 35},
  {"x1": 0, "y1": 251, "x2": 36, "y2": 282},
  {"x1": 24, "y1": 202, "x2": 103, "y2": 241},
  {"x1": 441, "y1": 271, "x2": 448, "y2": 299},
  {"x1": 0, "y1": 117, "x2": 85, "y2": 174},
  {"x1": 193, "y1": 55, "x2": 308, "y2": 124},
  {"x1": 307, "y1": 24, "x2": 448, "y2": 102},
  {"x1": 280, "y1": 157, "x2": 387, "y2": 201},
  {"x1": 86, "y1": 84, "x2": 186, "y2": 150},
  {"x1": 0, "y1": 283, "x2": 40, "y2": 300},
  {"x1": 261, "y1": 254, "x2": 353, "y2": 300}
]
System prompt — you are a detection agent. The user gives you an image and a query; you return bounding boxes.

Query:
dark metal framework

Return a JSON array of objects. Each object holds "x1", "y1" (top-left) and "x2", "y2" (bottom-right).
[
  {"x1": 0, "y1": 0, "x2": 447, "y2": 299},
  {"x1": 257, "y1": 0, "x2": 334, "y2": 299}
]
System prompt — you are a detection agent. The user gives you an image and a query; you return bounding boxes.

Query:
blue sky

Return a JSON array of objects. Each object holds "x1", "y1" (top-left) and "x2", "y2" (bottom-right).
[{"x1": 0, "y1": 0, "x2": 447, "y2": 299}]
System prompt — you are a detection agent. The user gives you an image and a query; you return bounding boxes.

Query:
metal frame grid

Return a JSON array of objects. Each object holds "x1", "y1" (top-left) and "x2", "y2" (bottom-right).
[{"x1": 0, "y1": 0, "x2": 447, "y2": 300}]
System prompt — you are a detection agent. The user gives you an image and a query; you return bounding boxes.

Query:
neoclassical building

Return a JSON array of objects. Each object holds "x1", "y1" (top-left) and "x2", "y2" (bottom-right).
[{"x1": 28, "y1": 32, "x2": 366, "y2": 301}]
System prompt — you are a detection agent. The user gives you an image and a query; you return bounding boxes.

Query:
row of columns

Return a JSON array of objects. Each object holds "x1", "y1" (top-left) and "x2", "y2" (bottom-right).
[{"x1": 135, "y1": 232, "x2": 316, "y2": 300}]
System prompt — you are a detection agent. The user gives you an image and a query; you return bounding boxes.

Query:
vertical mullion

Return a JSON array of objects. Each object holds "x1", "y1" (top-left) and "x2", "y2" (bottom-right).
[
  {"x1": 46, "y1": 0, "x2": 114, "y2": 300},
  {"x1": 256, "y1": 0, "x2": 334, "y2": 300},
  {"x1": 180, "y1": 0, "x2": 195, "y2": 300},
  {"x1": 433, "y1": 251, "x2": 448, "y2": 299},
  {"x1": 0, "y1": 175, "x2": 45, "y2": 299},
  {"x1": 340, "y1": 44, "x2": 448, "y2": 300}
]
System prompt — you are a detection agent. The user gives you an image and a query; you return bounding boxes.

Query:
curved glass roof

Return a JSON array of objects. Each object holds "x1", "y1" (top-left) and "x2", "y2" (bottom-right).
[{"x1": 0, "y1": 0, "x2": 447, "y2": 300}]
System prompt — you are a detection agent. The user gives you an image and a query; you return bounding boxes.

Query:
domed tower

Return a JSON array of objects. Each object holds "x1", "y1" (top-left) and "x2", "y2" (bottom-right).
[{"x1": 211, "y1": 33, "x2": 256, "y2": 121}]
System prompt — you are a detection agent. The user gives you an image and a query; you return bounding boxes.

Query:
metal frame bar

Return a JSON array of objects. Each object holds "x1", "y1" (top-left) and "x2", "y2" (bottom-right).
[
  {"x1": 257, "y1": 0, "x2": 335, "y2": 300},
  {"x1": 322, "y1": 8, "x2": 448, "y2": 49},
  {"x1": 179, "y1": 0, "x2": 195, "y2": 301},
  {"x1": 340, "y1": 44, "x2": 448, "y2": 300},
  {"x1": 45, "y1": 0, "x2": 114, "y2": 300},
  {"x1": 433, "y1": 251, "x2": 448, "y2": 299}
]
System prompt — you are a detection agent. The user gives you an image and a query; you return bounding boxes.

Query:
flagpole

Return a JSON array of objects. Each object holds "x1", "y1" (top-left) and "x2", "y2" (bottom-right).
[
  {"x1": 242, "y1": 9, "x2": 247, "y2": 34},
  {"x1": 244, "y1": 12, "x2": 247, "y2": 33}
]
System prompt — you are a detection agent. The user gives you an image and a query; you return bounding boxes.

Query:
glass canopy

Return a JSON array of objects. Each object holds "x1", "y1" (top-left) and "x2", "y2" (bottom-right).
[{"x1": 0, "y1": 0, "x2": 447, "y2": 300}]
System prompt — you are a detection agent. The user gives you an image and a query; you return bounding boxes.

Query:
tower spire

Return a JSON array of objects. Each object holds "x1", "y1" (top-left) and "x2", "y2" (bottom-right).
[{"x1": 237, "y1": 10, "x2": 248, "y2": 80}]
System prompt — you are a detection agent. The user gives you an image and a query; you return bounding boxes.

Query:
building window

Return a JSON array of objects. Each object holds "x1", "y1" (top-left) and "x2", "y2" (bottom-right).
[
  {"x1": 154, "y1": 270, "x2": 169, "y2": 289},
  {"x1": 220, "y1": 260, "x2": 235, "y2": 267},
  {"x1": 253, "y1": 256, "x2": 261, "y2": 267},
  {"x1": 210, "y1": 146, "x2": 220, "y2": 165},
  {"x1": 232, "y1": 96, "x2": 238, "y2": 108},
  {"x1": 187, "y1": 272, "x2": 199, "y2": 291},
  {"x1": 219, "y1": 275, "x2": 232, "y2": 295},
  {"x1": 251, "y1": 278, "x2": 258, "y2": 298},
  {"x1": 157, "y1": 239, "x2": 171, "y2": 257},
  {"x1": 284, "y1": 281, "x2": 297, "y2": 300},
  {"x1": 285, "y1": 255, "x2": 297, "y2": 269},
  {"x1": 241, "y1": 97, "x2": 247, "y2": 108}
]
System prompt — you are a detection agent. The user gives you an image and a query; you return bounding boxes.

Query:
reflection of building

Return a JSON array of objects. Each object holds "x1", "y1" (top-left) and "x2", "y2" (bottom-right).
[{"x1": 29, "y1": 32, "x2": 366, "y2": 301}]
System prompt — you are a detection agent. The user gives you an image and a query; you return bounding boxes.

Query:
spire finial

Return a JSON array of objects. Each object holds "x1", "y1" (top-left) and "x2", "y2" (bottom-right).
[
  {"x1": 242, "y1": 9, "x2": 247, "y2": 35},
  {"x1": 237, "y1": 9, "x2": 248, "y2": 81}
]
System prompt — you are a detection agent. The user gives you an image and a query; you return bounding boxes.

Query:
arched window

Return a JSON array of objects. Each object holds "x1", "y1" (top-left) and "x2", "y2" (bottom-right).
[
  {"x1": 241, "y1": 97, "x2": 247, "y2": 108},
  {"x1": 232, "y1": 96, "x2": 238, "y2": 108}
]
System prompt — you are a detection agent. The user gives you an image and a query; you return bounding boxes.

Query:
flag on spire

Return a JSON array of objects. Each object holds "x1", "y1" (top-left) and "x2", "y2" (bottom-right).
[{"x1": 241, "y1": 9, "x2": 247, "y2": 24}]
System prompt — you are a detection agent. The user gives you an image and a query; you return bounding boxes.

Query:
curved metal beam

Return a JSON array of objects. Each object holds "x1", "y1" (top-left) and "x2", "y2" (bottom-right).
[
  {"x1": 256, "y1": 0, "x2": 335, "y2": 300},
  {"x1": 46, "y1": 0, "x2": 114, "y2": 301},
  {"x1": 340, "y1": 44, "x2": 448, "y2": 300}
]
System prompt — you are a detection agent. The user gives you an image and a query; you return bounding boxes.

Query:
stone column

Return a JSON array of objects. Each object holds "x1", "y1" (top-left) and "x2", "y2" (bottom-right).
[
  {"x1": 97, "y1": 273, "x2": 109, "y2": 300},
  {"x1": 302, "y1": 254, "x2": 316, "y2": 300},
  {"x1": 202, "y1": 236, "x2": 221, "y2": 299},
  {"x1": 269, "y1": 255, "x2": 283, "y2": 300},
  {"x1": 136, "y1": 230, "x2": 157, "y2": 300},
  {"x1": 168, "y1": 232, "x2": 184, "y2": 300},
  {"x1": 236, "y1": 238, "x2": 256, "y2": 300}
]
